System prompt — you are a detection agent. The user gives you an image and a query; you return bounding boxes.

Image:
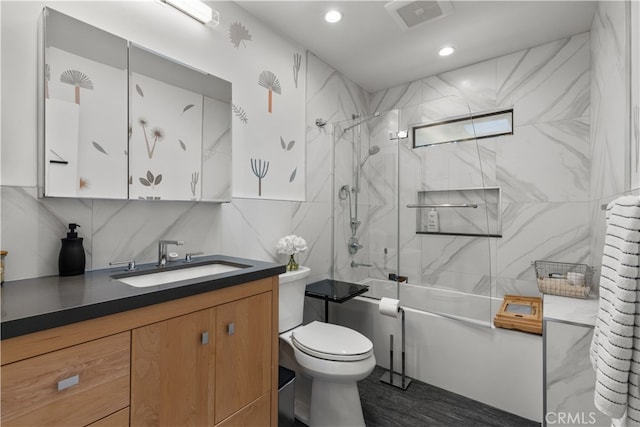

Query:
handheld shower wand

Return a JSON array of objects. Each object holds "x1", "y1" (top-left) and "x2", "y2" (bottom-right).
[{"x1": 339, "y1": 185, "x2": 360, "y2": 236}]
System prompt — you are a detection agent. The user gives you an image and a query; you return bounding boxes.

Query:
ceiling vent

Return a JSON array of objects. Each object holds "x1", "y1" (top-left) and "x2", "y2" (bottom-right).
[{"x1": 385, "y1": 1, "x2": 453, "y2": 31}]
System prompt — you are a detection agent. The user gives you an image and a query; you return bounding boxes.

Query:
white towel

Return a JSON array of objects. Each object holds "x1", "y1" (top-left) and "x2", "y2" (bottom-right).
[{"x1": 591, "y1": 195, "x2": 640, "y2": 424}]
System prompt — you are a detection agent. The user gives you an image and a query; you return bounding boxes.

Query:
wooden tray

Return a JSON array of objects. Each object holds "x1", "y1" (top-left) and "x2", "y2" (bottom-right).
[{"x1": 493, "y1": 295, "x2": 542, "y2": 335}]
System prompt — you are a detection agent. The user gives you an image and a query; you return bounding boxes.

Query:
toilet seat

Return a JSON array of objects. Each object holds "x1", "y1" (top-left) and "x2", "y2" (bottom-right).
[{"x1": 291, "y1": 321, "x2": 373, "y2": 362}]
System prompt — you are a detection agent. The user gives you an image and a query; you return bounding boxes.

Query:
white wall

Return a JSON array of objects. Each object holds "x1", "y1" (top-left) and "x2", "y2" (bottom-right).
[{"x1": 0, "y1": 1, "x2": 367, "y2": 282}]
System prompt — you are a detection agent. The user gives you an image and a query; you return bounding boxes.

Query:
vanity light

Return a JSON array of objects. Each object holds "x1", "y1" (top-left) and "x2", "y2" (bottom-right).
[
  {"x1": 438, "y1": 46, "x2": 455, "y2": 57},
  {"x1": 165, "y1": 0, "x2": 218, "y2": 25},
  {"x1": 325, "y1": 9, "x2": 343, "y2": 23}
]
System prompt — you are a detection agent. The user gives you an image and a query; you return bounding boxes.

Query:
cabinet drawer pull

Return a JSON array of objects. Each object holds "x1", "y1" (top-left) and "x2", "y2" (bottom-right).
[
  {"x1": 227, "y1": 322, "x2": 235, "y2": 335},
  {"x1": 201, "y1": 331, "x2": 209, "y2": 345},
  {"x1": 57, "y1": 374, "x2": 79, "y2": 391}
]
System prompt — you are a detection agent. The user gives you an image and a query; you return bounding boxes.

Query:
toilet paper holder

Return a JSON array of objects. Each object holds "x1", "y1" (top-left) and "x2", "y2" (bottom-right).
[{"x1": 379, "y1": 301, "x2": 412, "y2": 390}]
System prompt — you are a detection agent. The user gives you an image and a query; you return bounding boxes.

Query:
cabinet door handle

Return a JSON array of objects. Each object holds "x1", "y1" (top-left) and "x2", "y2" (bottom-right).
[
  {"x1": 227, "y1": 322, "x2": 235, "y2": 335},
  {"x1": 201, "y1": 331, "x2": 209, "y2": 345},
  {"x1": 57, "y1": 374, "x2": 79, "y2": 391}
]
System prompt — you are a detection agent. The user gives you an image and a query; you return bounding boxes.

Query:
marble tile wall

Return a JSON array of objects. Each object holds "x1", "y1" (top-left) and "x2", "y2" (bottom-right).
[
  {"x1": 0, "y1": 185, "x2": 222, "y2": 281},
  {"x1": 545, "y1": 320, "x2": 609, "y2": 426},
  {"x1": 589, "y1": 1, "x2": 635, "y2": 284},
  {"x1": 365, "y1": 32, "x2": 592, "y2": 301}
]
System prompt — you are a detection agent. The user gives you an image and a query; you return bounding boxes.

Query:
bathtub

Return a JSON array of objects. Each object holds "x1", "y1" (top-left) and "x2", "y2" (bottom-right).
[
  {"x1": 356, "y1": 277, "x2": 503, "y2": 327},
  {"x1": 327, "y1": 277, "x2": 543, "y2": 422}
]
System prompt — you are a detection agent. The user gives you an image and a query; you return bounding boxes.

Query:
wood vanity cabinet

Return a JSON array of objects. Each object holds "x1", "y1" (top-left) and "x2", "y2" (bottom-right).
[
  {"x1": 130, "y1": 292, "x2": 272, "y2": 426},
  {"x1": 1, "y1": 276, "x2": 279, "y2": 427}
]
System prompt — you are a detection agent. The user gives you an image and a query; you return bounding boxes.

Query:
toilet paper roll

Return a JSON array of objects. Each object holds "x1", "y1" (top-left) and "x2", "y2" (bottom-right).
[{"x1": 379, "y1": 297, "x2": 400, "y2": 318}]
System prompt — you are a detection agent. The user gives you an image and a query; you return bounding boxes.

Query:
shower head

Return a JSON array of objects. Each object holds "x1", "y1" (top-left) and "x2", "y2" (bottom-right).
[{"x1": 360, "y1": 145, "x2": 380, "y2": 166}]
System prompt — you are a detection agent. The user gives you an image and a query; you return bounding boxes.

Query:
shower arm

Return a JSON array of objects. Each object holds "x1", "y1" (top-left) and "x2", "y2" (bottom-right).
[{"x1": 343, "y1": 112, "x2": 381, "y2": 133}]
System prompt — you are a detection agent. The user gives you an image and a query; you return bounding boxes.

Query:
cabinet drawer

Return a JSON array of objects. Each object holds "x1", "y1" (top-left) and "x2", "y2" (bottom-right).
[
  {"x1": 1, "y1": 332, "x2": 130, "y2": 427},
  {"x1": 88, "y1": 408, "x2": 130, "y2": 427},
  {"x1": 215, "y1": 394, "x2": 270, "y2": 427}
]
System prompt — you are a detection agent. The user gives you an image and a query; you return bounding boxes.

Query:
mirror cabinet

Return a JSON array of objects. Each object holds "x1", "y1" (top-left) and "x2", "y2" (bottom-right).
[{"x1": 39, "y1": 8, "x2": 232, "y2": 202}]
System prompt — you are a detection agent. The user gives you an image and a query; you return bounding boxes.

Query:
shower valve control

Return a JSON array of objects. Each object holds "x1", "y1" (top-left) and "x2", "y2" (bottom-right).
[{"x1": 348, "y1": 236, "x2": 363, "y2": 254}]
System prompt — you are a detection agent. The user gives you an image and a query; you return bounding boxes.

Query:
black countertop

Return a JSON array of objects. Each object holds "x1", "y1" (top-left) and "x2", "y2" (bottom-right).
[{"x1": 1, "y1": 255, "x2": 285, "y2": 340}]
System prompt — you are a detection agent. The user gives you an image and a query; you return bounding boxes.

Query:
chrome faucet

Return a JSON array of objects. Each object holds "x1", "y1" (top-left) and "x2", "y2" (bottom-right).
[{"x1": 157, "y1": 240, "x2": 184, "y2": 267}]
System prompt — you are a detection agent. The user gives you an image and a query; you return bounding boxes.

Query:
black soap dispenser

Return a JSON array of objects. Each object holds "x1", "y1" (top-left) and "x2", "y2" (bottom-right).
[{"x1": 59, "y1": 223, "x2": 86, "y2": 276}]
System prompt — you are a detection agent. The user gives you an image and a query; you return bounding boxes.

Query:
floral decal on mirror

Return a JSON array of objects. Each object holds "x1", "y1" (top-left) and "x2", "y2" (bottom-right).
[
  {"x1": 45, "y1": 64, "x2": 51, "y2": 99},
  {"x1": 139, "y1": 170, "x2": 163, "y2": 189},
  {"x1": 137, "y1": 118, "x2": 165, "y2": 159},
  {"x1": 92, "y1": 141, "x2": 108, "y2": 155},
  {"x1": 79, "y1": 177, "x2": 89, "y2": 191},
  {"x1": 60, "y1": 69, "x2": 93, "y2": 104},
  {"x1": 190, "y1": 172, "x2": 199, "y2": 197},
  {"x1": 182, "y1": 104, "x2": 195, "y2": 115}
]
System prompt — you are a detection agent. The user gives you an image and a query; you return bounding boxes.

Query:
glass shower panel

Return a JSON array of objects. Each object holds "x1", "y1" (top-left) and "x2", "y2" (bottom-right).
[
  {"x1": 397, "y1": 101, "x2": 497, "y2": 327},
  {"x1": 330, "y1": 102, "x2": 496, "y2": 327},
  {"x1": 332, "y1": 111, "x2": 400, "y2": 289}
]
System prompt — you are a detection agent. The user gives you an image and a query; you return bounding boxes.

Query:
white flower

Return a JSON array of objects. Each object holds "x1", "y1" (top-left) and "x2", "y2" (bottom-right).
[{"x1": 276, "y1": 234, "x2": 308, "y2": 255}]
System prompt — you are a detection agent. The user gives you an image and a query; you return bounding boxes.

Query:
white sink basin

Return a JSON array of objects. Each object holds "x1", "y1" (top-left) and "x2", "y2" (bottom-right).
[{"x1": 117, "y1": 263, "x2": 243, "y2": 287}]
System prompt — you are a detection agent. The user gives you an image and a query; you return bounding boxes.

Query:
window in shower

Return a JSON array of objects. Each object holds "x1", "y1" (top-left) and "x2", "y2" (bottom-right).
[{"x1": 412, "y1": 109, "x2": 513, "y2": 148}]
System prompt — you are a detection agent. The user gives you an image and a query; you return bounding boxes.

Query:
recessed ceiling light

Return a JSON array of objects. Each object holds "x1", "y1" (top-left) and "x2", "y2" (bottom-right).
[
  {"x1": 439, "y1": 46, "x2": 455, "y2": 57},
  {"x1": 325, "y1": 10, "x2": 342, "y2": 23}
]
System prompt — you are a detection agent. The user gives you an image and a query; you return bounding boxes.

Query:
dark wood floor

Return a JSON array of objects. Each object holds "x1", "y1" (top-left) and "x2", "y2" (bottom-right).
[
  {"x1": 296, "y1": 365, "x2": 540, "y2": 426},
  {"x1": 358, "y1": 366, "x2": 540, "y2": 427}
]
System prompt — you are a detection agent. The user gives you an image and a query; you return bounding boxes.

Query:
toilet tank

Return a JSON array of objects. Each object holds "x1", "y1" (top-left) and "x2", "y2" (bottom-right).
[{"x1": 278, "y1": 266, "x2": 311, "y2": 333}]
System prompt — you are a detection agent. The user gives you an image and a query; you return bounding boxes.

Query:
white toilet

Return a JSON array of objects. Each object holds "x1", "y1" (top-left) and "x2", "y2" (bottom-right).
[{"x1": 279, "y1": 267, "x2": 375, "y2": 427}]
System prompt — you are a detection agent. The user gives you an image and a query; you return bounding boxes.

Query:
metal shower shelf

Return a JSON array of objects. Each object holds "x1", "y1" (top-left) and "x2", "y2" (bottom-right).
[
  {"x1": 413, "y1": 187, "x2": 501, "y2": 237},
  {"x1": 407, "y1": 203, "x2": 478, "y2": 209}
]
